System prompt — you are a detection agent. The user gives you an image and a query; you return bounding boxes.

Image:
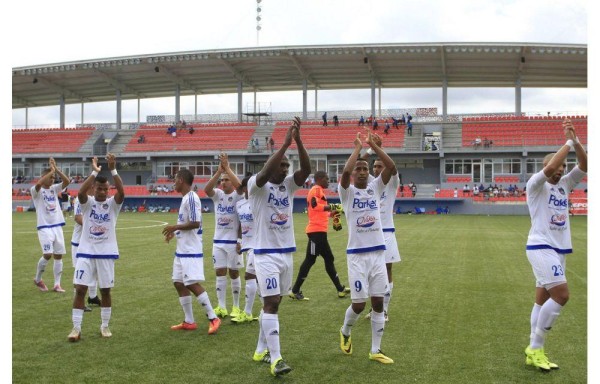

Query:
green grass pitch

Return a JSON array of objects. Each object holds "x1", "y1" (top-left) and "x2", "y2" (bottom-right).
[{"x1": 12, "y1": 212, "x2": 587, "y2": 383}]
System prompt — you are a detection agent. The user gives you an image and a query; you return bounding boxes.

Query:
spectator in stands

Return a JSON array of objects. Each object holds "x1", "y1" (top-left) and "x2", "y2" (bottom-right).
[
  {"x1": 322, "y1": 112, "x2": 328, "y2": 126},
  {"x1": 473, "y1": 185, "x2": 480, "y2": 196},
  {"x1": 406, "y1": 112, "x2": 412, "y2": 123},
  {"x1": 453, "y1": 188, "x2": 458, "y2": 198},
  {"x1": 384, "y1": 121, "x2": 390, "y2": 135},
  {"x1": 188, "y1": 126, "x2": 195, "y2": 134},
  {"x1": 372, "y1": 119, "x2": 379, "y2": 130},
  {"x1": 483, "y1": 137, "x2": 490, "y2": 148},
  {"x1": 168, "y1": 124, "x2": 177, "y2": 138},
  {"x1": 265, "y1": 137, "x2": 270, "y2": 151},
  {"x1": 399, "y1": 183, "x2": 404, "y2": 197},
  {"x1": 400, "y1": 114, "x2": 406, "y2": 125},
  {"x1": 138, "y1": 135, "x2": 146, "y2": 144},
  {"x1": 358, "y1": 116, "x2": 365, "y2": 126},
  {"x1": 444, "y1": 206, "x2": 449, "y2": 214},
  {"x1": 435, "y1": 186, "x2": 440, "y2": 194},
  {"x1": 366, "y1": 115, "x2": 373, "y2": 126},
  {"x1": 333, "y1": 115, "x2": 339, "y2": 126},
  {"x1": 392, "y1": 117, "x2": 399, "y2": 129},
  {"x1": 411, "y1": 183, "x2": 417, "y2": 197},
  {"x1": 473, "y1": 137, "x2": 482, "y2": 148},
  {"x1": 250, "y1": 138, "x2": 257, "y2": 152},
  {"x1": 463, "y1": 184, "x2": 470, "y2": 196},
  {"x1": 269, "y1": 137, "x2": 275, "y2": 153},
  {"x1": 479, "y1": 183, "x2": 485, "y2": 193},
  {"x1": 193, "y1": 184, "x2": 198, "y2": 193},
  {"x1": 407, "y1": 121, "x2": 413, "y2": 136}
]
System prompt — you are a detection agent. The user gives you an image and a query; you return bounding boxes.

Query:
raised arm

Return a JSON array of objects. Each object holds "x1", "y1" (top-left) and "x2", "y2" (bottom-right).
[
  {"x1": 340, "y1": 133, "x2": 363, "y2": 189},
  {"x1": 366, "y1": 131, "x2": 397, "y2": 184},
  {"x1": 203, "y1": 161, "x2": 223, "y2": 198},
  {"x1": 107, "y1": 153, "x2": 124, "y2": 204},
  {"x1": 78, "y1": 157, "x2": 101, "y2": 204},
  {"x1": 567, "y1": 119, "x2": 587, "y2": 173},
  {"x1": 292, "y1": 117, "x2": 312, "y2": 187},
  {"x1": 219, "y1": 152, "x2": 241, "y2": 190},
  {"x1": 34, "y1": 162, "x2": 56, "y2": 192},
  {"x1": 50, "y1": 157, "x2": 70, "y2": 189},
  {"x1": 255, "y1": 118, "x2": 297, "y2": 187}
]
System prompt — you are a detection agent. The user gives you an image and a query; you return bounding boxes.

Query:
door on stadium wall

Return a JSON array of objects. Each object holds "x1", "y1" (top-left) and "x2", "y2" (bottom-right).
[
  {"x1": 472, "y1": 159, "x2": 493, "y2": 183},
  {"x1": 472, "y1": 161, "x2": 481, "y2": 183}
]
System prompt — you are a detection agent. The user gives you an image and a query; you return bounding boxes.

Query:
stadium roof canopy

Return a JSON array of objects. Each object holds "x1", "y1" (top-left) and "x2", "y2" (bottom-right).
[{"x1": 12, "y1": 42, "x2": 587, "y2": 109}]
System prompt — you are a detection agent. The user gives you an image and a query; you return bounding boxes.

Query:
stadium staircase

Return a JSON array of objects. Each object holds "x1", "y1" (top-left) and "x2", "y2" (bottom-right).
[
  {"x1": 106, "y1": 130, "x2": 137, "y2": 154},
  {"x1": 402, "y1": 124, "x2": 423, "y2": 151},
  {"x1": 248, "y1": 125, "x2": 276, "y2": 153},
  {"x1": 440, "y1": 124, "x2": 463, "y2": 150}
]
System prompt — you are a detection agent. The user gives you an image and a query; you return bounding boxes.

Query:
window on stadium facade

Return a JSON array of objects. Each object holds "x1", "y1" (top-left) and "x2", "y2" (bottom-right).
[
  {"x1": 328, "y1": 160, "x2": 346, "y2": 183},
  {"x1": 157, "y1": 160, "x2": 243, "y2": 178},
  {"x1": 444, "y1": 159, "x2": 471, "y2": 175},
  {"x1": 492, "y1": 158, "x2": 521, "y2": 175},
  {"x1": 12, "y1": 163, "x2": 30, "y2": 177},
  {"x1": 526, "y1": 158, "x2": 577, "y2": 174}
]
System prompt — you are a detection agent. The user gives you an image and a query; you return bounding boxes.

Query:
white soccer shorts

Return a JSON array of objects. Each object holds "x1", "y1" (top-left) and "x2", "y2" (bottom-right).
[
  {"x1": 212, "y1": 243, "x2": 244, "y2": 270},
  {"x1": 245, "y1": 249, "x2": 256, "y2": 275},
  {"x1": 37, "y1": 226, "x2": 66, "y2": 255},
  {"x1": 172, "y1": 256, "x2": 206, "y2": 286},
  {"x1": 383, "y1": 231, "x2": 401, "y2": 263},
  {"x1": 347, "y1": 250, "x2": 387, "y2": 302},
  {"x1": 526, "y1": 248, "x2": 567, "y2": 289},
  {"x1": 254, "y1": 252, "x2": 293, "y2": 298},
  {"x1": 73, "y1": 257, "x2": 114, "y2": 289}
]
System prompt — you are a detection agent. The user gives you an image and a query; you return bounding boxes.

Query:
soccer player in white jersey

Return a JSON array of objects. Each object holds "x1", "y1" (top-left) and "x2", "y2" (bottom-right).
[
  {"x1": 523, "y1": 119, "x2": 587, "y2": 371},
  {"x1": 248, "y1": 117, "x2": 311, "y2": 376},
  {"x1": 338, "y1": 131, "x2": 396, "y2": 364},
  {"x1": 204, "y1": 153, "x2": 243, "y2": 318},
  {"x1": 68, "y1": 154, "x2": 124, "y2": 342},
  {"x1": 163, "y1": 169, "x2": 222, "y2": 335},
  {"x1": 31, "y1": 157, "x2": 70, "y2": 293},
  {"x1": 231, "y1": 176, "x2": 260, "y2": 324},
  {"x1": 71, "y1": 188, "x2": 98, "y2": 312}
]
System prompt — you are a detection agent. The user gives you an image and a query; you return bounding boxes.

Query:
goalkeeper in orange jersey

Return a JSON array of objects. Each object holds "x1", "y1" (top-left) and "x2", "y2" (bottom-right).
[{"x1": 289, "y1": 171, "x2": 351, "y2": 300}]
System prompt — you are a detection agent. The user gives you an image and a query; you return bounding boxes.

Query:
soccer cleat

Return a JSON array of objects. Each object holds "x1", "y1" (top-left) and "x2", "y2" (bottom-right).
[
  {"x1": 53, "y1": 285, "x2": 65, "y2": 293},
  {"x1": 100, "y1": 326, "x2": 112, "y2": 338},
  {"x1": 270, "y1": 357, "x2": 292, "y2": 376},
  {"x1": 384, "y1": 311, "x2": 389, "y2": 322},
  {"x1": 213, "y1": 306, "x2": 228, "y2": 318},
  {"x1": 67, "y1": 328, "x2": 81, "y2": 342},
  {"x1": 252, "y1": 349, "x2": 271, "y2": 364},
  {"x1": 230, "y1": 306, "x2": 241, "y2": 319},
  {"x1": 369, "y1": 350, "x2": 394, "y2": 364},
  {"x1": 339, "y1": 328, "x2": 352, "y2": 355},
  {"x1": 231, "y1": 312, "x2": 252, "y2": 323},
  {"x1": 34, "y1": 279, "x2": 48, "y2": 292},
  {"x1": 525, "y1": 346, "x2": 556, "y2": 371},
  {"x1": 289, "y1": 291, "x2": 309, "y2": 301},
  {"x1": 338, "y1": 286, "x2": 351, "y2": 298},
  {"x1": 170, "y1": 321, "x2": 198, "y2": 331},
  {"x1": 208, "y1": 317, "x2": 221, "y2": 335},
  {"x1": 87, "y1": 296, "x2": 101, "y2": 306},
  {"x1": 83, "y1": 306, "x2": 92, "y2": 312}
]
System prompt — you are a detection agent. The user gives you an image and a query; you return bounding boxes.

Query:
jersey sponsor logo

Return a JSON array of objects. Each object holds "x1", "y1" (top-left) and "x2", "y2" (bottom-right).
[
  {"x1": 43, "y1": 194, "x2": 57, "y2": 202},
  {"x1": 89, "y1": 209, "x2": 110, "y2": 222},
  {"x1": 216, "y1": 204, "x2": 236, "y2": 213},
  {"x1": 550, "y1": 214, "x2": 567, "y2": 227},
  {"x1": 239, "y1": 213, "x2": 253, "y2": 222},
  {"x1": 356, "y1": 215, "x2": 376, "y2": 228},
  {"x1": 270, "y1": 213, "x2": 289, "y2": 225},
  {"x1": 90, "y1": 225, "x2": 108, "y2": 236},
  {"x1": 267, "y1": 193, "x2": 289, "y2": 207},
  {"x1": 241, "y1": 225, "x2": 251, "y2": 235},
  {"x1": 45, "y1": 203, "x2": 57, "y2": 213},
  {"x1": 548, "y1": 194, "x2": 567, "y2": 209},
  {"x1": 352, "y1": 198, "x2": 377, "y2": 209},
  {"x1": 217, "y1": 217, "x2": 234, "y2": 226}
]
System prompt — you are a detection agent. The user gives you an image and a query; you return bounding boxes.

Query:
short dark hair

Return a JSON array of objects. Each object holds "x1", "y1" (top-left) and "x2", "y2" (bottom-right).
[
  {"x1": 95, "y1": 176, "x2": 108, "y2": 184},
  {"x1": 314, "y1": 171, "x2": 328, "y2": 181},
  {"x1": 177, "y1": 169, "x2": 194, "y2": 186}
]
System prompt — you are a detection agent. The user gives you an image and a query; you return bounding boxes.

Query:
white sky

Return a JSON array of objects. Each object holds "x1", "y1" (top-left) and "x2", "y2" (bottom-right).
[
  {"x1": 3, "y1": 2, "x2": 597, "y2": 380},
  {"x1": 5, "y1": 0, "x2": 590, "y2": 127}
]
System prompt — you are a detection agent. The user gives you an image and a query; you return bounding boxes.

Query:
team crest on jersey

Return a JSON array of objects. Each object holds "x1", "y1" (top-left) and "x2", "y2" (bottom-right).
[
  {"x1": 270, "y1": 213, "x2": 289, "y2": 225},
  {"x1": 367, "y1": 189, "x2": 374, "y2": 195},
  {"x1": 279, "y1": 185, "x2": 286, "y2": 192},
  {"x1": 356, "y1": 215, "x2": 376, "y2": 228},
  {"x1": 558, "y1": 187, "x2": 565, "y2": 195},
  {"x1": 228, "y1": 196, "x2": 233, "y2": 202},
  {"x1": 102, "y1": 203, "x2": 109, "y2": 209}
]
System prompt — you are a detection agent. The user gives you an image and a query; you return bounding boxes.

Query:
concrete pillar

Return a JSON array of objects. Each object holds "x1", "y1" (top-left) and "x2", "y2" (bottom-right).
[
  {"x1": 237, "y1": 81, "x2": 243, "y2": 122},
  {"x1": 302, "y1": 79, "x2": 308, "y2": 120},
  {"x1": 515, "y1": 77, "x2": 522, "y2": 117},
  {"x1": 175, "y1": 84, "x2": 180, "y2": 124},
  {"x1": 116, "y1": 89, "x2": 122, "y2": 130},
  {"x1": 59, "y1": 95, "x2": 65, "y2": 128},
  {"x1": 442, "y1": 78, "x2": 448, "y2": 121},
  {"x1": 370, "y1": 78, "x2": 376, "y2": 119}
]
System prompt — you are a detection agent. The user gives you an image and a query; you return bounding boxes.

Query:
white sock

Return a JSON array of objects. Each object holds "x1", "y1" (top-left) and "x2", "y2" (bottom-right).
[
  {"x1": 370, "y1": 310, "x2": 385, "y2": 353},
  {"x1": 88, "y1": 284, "x2": 98, "y2": 299},
  {"x1": 197, "y1": 291, "x2": 216, "y2": 319},
  {"x1": 244, "y1": 279, "x2": 258, "y2": 315},
  {"x1": 529, "y1": 303, "x2": 542, "y2": 346},
  {"x1": 531, "y1": 299, "x2": 563, "y2": 349},
  {"x1": 261, "y1": 313, "x2": 281, "y2": 361},
  {"x1": 53, "y1": 259, "x2": 63, "y2": 286},
  {"x1": 36, "y1": 257, "x2": 48, "y2": 282},
  {"x1": 72, "y1": 308, "x2": 84, "y2": 330},
  {"x1": 216, "y1": 276, "x2": 227, "y2": 308},
  {"x1": 101, "y1": 307, "x2": 112, "y2": 328},
  {"x1": 179, "y1": 295, "x2": 194, "y2": 323},
  {"x1": 383, "y1": 282, "x2": 394, "y2": 312},
  {"x1": 341, "y1": 305, "x2": 361, "y2": 336},
  {"x1": 231, "y1": 277, "x2": 241, "y2": 308},
  {"x1": 256, "y1": 310, "x2": 268, "y2": 353}
]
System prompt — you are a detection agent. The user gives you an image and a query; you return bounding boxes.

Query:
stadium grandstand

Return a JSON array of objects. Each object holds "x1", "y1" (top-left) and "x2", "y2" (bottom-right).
[{"x1": 12, "y1": 43, "x2": 587, "y2": 215}]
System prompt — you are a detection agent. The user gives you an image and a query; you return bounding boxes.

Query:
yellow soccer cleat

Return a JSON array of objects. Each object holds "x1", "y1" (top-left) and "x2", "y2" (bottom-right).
[
  {"x1": 252, "y1": 349, "x2": 271, "y2": 364},
  {"x1": 369, "y1": 350, "x2": 394, "y2": 364},
  {"x1": 339, "y1": 328, "x2": 352, "y2": 355},
  {"x1": 270, "y1": 357, "x2": 292, "y2": 376},
  {"x1": 525, "y1": 346, "x2": 556, "y2": 371}
]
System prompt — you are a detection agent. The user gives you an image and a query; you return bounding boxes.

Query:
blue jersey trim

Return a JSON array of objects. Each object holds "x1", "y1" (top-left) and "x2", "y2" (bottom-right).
[
  {"x1": 241, "y1": 247, "x2": 251, "y2": 252},
  {"x1": 71, "y1": 241, "x2": 79, "y2": 246},
  {"x1": 214, "y1": 239, "x2": 237, "y2": 244},
  {"x1": 526, "y1": 244, "x2": 573, "y2": 254},
  {"x1": 382, "y1": 228, "x2": 395, "y2": 233},
  {"x1": 175, "y1": 253, "x2": 204, "y2": 258},
  {"x1": 346, "y1": 244, "x2": 386, "y2": 254},
  {"x1": 37, "y1": 222, "x2": 66, "y2": 230},
  {"x1": 76, "y1": 253, "x2": 119, "y2": 259},
  {"x1": 254, "y1": 247, "x2": 296, "y2": 254}
]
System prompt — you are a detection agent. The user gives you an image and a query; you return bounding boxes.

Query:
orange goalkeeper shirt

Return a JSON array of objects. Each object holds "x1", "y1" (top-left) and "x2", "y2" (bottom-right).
[{"x1": 306, "y1": 185, "x2": 329, "y2": 233}]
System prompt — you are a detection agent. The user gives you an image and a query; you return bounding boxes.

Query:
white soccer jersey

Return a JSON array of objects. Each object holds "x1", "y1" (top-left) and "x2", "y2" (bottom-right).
[
  {"x1": 339, "y1": 178, "x2": 386, "y2": 254},
  {"x1": 77, "y1": 196, "x2": 122, "y2": 259},
  {"x1": 211, "y1": 189, "x2": 243, "y2": 244},
  {"x1": 248, "y1": 174, "x2": 301, "y2": 254},
  {"x1": 71, "y1": 197, "x2": 83, "y2": 245},
  {"x1": 175, "y1": 191, "x2": 203, "y2": 257},
  {"x1": 526, "y1": 166, "x2": 586, "y2": 254},
  {"x1": 30, "y1": 183, "x2": 65, "y2": 229},
  {"x1": 236, "y1": 198, "x2": 256, "y2": 252},
  {"x1": 376, "y1": 173, "x2": 399, "y2": 231}
]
